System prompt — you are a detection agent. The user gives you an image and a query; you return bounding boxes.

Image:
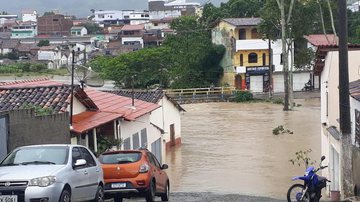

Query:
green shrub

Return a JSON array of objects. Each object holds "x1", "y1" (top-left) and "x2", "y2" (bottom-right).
[
  {"x1": 0, "y1": 65, "x2": 21, "y2": 74},
  {"x1": 234, "y1": 91, "x2": 253, "y2": 102}
]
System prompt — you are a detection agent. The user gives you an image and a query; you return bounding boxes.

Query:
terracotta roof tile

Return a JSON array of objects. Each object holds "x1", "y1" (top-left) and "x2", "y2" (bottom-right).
[
  {"x1": 222, "y1": 18, "x2": 261, "y2": 26},
  {"x1": 304, "y1": 34, "x2": 338, "y2": 47},
  {"x1": 72, "y1": 111, "x2": 123, "y2": 134},
  {"x1": 85, "y1": 88, "x2": 160, "y2": 121}
]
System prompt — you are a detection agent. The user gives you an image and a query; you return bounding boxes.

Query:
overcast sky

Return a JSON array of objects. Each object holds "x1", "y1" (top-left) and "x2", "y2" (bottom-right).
[{"x1": 0, "y1": 0, "x2": 226, "y2": 18}]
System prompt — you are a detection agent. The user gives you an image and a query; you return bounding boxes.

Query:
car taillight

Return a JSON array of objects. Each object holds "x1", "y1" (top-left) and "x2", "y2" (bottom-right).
[{"x1": 139, "y1": 163, "x2": 150, "y2": 173}]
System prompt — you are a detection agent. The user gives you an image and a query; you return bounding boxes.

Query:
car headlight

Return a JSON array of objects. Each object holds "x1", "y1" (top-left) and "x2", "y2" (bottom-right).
[{"x1": 29, "y1": 176, "x2": 56, "y2": 187}]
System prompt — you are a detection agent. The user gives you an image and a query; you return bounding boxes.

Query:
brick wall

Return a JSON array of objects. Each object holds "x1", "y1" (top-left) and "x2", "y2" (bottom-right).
[{"x1": 4, "y1": 109, "x2": 70, "y2": 152}]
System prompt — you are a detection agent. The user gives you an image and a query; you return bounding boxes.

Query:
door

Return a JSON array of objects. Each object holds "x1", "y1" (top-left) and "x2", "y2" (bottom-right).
[
  {"x1": 79, "y1": 147, "x2": 100, "y2": 200},
  {"x1": 148, "y1": 152, "x2": 166, "y2": 192},
  {"x1": 330, "y1": 146, "x2": 340, "y2": 191},
  {"x1": 0, "y1": 116, "x2": 8, "y2": 160},
  {"x1": 151, "y1": 138, "x2": 162, "y2": 164},
  {"x1": 170, "y1": 124, "x2": 175, "y2": 147},
  {"x1": 250, "y1": 75, "x2": 264, "y2": 92},
  {"x1": 235, "y1": 75, "x2": 242, "y2": 89},
  {"x1": 70, "y1": 147, "x2": 89, "y2": 201}
]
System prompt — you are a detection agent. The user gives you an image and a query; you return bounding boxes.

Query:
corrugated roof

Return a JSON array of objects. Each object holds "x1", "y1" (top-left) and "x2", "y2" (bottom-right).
[
  {"x1": 85, "y1": 88, "x2": 160, "y2": 121},
  {"x1": 72, "y1": 111, "x2": 122, "y2": 134},
  {"x1": 304, "y1": 34, "x2": 338, "y2": 47},
  {"x1": 222, "y1": 18, "x2": 261, "y2": 27}
]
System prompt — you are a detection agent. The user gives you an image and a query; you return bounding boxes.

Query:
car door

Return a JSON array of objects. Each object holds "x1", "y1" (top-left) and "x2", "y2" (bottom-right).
[
  {"x1": 70, "y1": 147, "x2": 89, "y2": 201},
  {"x1": 148, "y1": 153, "x2": 165, "y2": 192},
  {"x1": 79, "y1": 147, "x2": 100, "y2": 200}
]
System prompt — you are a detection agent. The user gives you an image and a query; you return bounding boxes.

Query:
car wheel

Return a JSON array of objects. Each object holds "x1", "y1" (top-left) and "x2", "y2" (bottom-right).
[
  {"x1": 114, "y1": 195, "x2": 123, "y2": 202},
  {"x1": 161, "y1": 182, "x2": 170, "y2": 201},
  {"x1": 145, "y1": 180, "x2": 156, "y2": 202},
  {"x1": 92, "y1": 185, "x2": 104, "y2": 202},
  {"x1": 59, "y1": 189, "x2": 71, "y2": 202}
]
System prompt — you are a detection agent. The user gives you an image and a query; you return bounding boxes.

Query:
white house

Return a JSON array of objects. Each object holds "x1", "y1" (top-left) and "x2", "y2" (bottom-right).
[
  {"x1": 11, "y1": 22, "x2": 37, "y2": 39},
  {"x1": 37, "y1": 46, "x2": 62, "y2": 69},
  {"x1": 107, "y1": 90, "x2": 185, "y2": 151},
  {"x1": 316, "y1": 45, "x2": 360, "y2": 197},
  {"x1": 148, "y1": 0, "x2": 201, "y2": 19},
  {"x1": 22, "y1": 10, "x2": 37, "y2": 22},
  {"x1": 348, "y1": 1, "x2": 360, "y2": 12},
  {"x1": 93, "y1": 10, "x2": 149, "y2": 26},
  {"x1": 71, "y1": 26, "x2": 88, "y2": 36},
  {"x1": 120, "y1": 24, "x2": 145, "y2": 48}
]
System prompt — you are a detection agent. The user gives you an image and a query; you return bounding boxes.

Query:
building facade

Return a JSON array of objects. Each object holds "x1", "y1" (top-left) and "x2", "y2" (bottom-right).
[
  {"x1": 11, "y1": 22, "x2": 37, "y2": 38},
  {"x1": 37, "y1": 14, "x2": 73, "y2": 36},
  {"x1": 148, "y1": 0, "x2": 201, "y2": 19}
]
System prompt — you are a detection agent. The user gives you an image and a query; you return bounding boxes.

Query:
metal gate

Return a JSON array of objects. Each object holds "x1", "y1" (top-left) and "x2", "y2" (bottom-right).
[
  {"x1": 151, "y1": 138, "x2": 162, "y2": 164},
  {"x1": 0, "y1": 116, "x2": 8, "y2": 160}
]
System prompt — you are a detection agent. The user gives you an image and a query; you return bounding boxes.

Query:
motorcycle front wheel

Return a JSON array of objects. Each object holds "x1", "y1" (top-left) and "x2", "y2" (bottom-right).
[{"x1": 287, "y1": 184, "x2": 310, "y2": 202}]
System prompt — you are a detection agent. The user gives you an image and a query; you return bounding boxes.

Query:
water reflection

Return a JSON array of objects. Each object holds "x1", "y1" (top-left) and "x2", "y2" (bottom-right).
[{"x1": 165, "y1": 99, "x2": 321, "y2": 199}]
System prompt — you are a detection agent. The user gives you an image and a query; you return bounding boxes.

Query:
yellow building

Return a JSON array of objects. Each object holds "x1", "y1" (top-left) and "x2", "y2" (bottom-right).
[{"x1": 212, "y1": 18, "x2": 271, "y2": 92}]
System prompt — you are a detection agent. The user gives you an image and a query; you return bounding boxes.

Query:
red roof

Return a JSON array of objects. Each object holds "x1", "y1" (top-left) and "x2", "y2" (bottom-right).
[
  {"x1": 304, "y1": 34, "x2": 338, "y2": 47},
  {"x1": 72, "y1": 111, "x2": 122, "y2": 134},
  {"x1": 121, "y1": 24, "x2": 145, "y2": 31},
  {"x1": 0, "y1": 78, "x2": 63, "y2": 88},
  {"x1": 85, "y1": 88, "x2": 160, "y2": 121}
]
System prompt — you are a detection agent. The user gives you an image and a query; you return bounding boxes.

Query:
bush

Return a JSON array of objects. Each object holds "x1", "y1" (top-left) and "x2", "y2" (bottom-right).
[
  {"x1": 234, "y1": 91, "x2": 253, "y2": 102},
  {"x1": 0, "y1": 65, "x2": 21, "y2": 74}
]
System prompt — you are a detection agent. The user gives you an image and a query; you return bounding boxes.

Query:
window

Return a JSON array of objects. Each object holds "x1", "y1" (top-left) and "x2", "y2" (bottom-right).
[
  {"x1": 355, "y1": 109, "x2": 360, "y2": 145},
  {"x1": 251, "y1": 28, "x2": 258, "y2": 39},
  {"x1": 72, "y1": 147, "x2": 82, "y2": 166},
  {"x1": 132, "y1": 132, "x2": 140, "y2": 149},
  {"x1": 239, "y1": 29, "x2": 246, "y2": 40},
  {"x1": 124, "y1": 137, "x2": 131, "y2": 150},
  {"x1": 280, "y1": 53, "x2": 283, "y2": 65},
  {"x1": 154, "y1": 23, "x2": 158, "y2": 26},
  {"x1": 248, "y1": 53, "x2": 258, "y2": 63},
  {"x1": 141, "y1": 129, "x2": 148, "y2": 148},
  {"x1": 99, "y1": 152, "x2": 141, "y2": 164},
  {"x1": 149, "y1": 153, "x2": 161, "y2": 168},
  {"x1": 262, "y1": 53, "x2": 266, "y2": 66},
  {"x1": 53, "y1": 19, "x2": 59, "y2": 22},
  {"x1": 240, "y1": 54, "x2": 243, "y2": 66},
  {"x1": 98, "y1": 14, "x2": 104, "y2": 18},
  {"x1": 80, "y1": 147, "x2": 96, "y2": 167}
]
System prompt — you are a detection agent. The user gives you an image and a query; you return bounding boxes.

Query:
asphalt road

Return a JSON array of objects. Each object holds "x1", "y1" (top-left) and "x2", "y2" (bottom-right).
[{"x1": 118, "y1": 192, "x2": 285, "y2": 202}]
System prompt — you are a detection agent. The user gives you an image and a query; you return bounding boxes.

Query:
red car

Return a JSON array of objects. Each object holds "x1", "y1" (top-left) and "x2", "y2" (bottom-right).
[{"x1": 99, "y1": 149, "x2": 170, "y2": 202}]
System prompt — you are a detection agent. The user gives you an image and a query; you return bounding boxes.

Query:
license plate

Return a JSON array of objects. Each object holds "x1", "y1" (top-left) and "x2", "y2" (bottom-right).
[
  {"x1": 111, "y1": 183, "x2": 126, "y2": 188},
  {"x1": 0, "y1": 195, "x2": 17, "y2": 202}
]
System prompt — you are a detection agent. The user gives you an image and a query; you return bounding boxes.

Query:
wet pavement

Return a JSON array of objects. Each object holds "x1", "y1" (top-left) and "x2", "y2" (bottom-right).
[{"x1": 165, "y1": 98, "x2": 321, "y2": 200}]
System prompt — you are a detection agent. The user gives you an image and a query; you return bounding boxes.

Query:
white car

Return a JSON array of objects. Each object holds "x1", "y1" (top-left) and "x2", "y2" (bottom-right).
[{"x1": 0, "y1": 144, "x2": 104, "y2": 202}]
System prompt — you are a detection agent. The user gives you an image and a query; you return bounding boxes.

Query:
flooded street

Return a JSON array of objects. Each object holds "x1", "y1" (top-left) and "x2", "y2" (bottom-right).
[{"x1": 165, "y1": 98, "x2": 321, "y2": 199}]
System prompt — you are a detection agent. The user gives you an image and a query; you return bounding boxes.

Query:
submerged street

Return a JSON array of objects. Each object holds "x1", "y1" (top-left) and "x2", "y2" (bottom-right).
[{"x1": 165, "y1": 98, "x2": 321, "y2": 200}]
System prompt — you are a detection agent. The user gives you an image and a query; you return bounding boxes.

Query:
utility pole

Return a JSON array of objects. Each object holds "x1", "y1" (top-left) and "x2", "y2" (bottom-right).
[
  {"x1": 338, "y1": 0, "x2": 353, "y2": 197},
  {"x1": 268, "y1": 38, "x2": 273, "y2": 99},
  {"x1": 70, "y1": 50, "x2": 75, "y2": 126}
]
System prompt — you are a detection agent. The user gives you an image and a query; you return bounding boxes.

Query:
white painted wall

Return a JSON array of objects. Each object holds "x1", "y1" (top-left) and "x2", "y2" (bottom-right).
[
  {"x1": 122, "y1": 37, "x2": 144, "y2": 47},
  {"x1": 22, "y1": 11, "x2": 37, "y2": 22},
  {"x1": 320, "y1": 50, "x2": 360, "y2": 194},
  {"x1": 350, "y1": 97, "x2": 360, "y2": 147},
  {"x1": 150, "y1": 96, "x2": 182, "y2": 143},
  {"x1": 272, "y1": 71, "x2": 312, "y2": 92},
  {"x1": 67, "y1": 97, "x2": 88, "y2": 115},
  {"x1": 120, "y1": 114, "x2": 164, "y2": 161}
]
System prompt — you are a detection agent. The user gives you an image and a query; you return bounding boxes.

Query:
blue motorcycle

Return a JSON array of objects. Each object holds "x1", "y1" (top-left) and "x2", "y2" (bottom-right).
[{"x1": 287, "y1": 156, "x2": 331, "y2": 202}]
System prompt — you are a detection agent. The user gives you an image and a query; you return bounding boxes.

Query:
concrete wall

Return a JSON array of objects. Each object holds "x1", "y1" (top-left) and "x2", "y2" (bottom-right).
[
  {"x1": 150, "y1": 96, "x2": 182, "y2": 144},
  {"x1": 353, "y1": 147, "x2": 360, "y2": 196},
  {"x1": 320, "y1": 50, "x2": 360, "y2": 196},
  {"x1": 3, "y1": 109, "x2": 70, "y2": 152}
]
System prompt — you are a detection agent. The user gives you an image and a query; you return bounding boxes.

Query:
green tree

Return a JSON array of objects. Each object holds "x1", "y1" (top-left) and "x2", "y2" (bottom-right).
[
  {"x1": 37, "y1": 40, "x2": 50, "y2": 47},
  {"x1": 43, "y1": 11, "x2": 55, "y2": 16}
]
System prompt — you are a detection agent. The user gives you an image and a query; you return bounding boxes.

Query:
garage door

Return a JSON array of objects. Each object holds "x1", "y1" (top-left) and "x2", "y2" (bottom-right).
[{"x1": 250, "y1": 76, "x2": 263, "y2": 92}]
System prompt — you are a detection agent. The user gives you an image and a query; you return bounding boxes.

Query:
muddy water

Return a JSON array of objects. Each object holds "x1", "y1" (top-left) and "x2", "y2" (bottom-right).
[{"x1": 165, "y1": 99, "x2": 321, "y2": 199}]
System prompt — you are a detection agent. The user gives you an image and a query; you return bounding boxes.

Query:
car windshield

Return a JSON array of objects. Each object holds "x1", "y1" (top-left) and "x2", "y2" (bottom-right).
[
  {"x1": 99, "y1": 152, "x2": 141, "y2": 164},
  {"x1": 0, "y1": 146, "x2": 69, "y2": 166}
]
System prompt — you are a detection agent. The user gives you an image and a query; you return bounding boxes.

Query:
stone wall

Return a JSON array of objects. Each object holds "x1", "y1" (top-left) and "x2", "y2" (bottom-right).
[{"x1": 4, "y1": 109, "x2": 70, "y2": 152}]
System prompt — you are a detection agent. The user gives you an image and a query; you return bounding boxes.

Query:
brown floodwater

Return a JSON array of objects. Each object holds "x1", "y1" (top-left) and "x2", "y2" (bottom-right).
[{"x1": 165, "y1": 98, "x2": 321, "y2": 199}]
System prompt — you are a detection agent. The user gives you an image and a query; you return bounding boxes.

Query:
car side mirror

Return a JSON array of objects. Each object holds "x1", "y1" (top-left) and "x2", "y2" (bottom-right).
[
  {"x1": 74, "y1": 159, "x2": 87, "y2": 168},
  {"x1": 161, "y1": 164, "x2": 168, "y2": 170},
  {"x1": 321, "y1": 156, "x2": 326, "y2": 162}
]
